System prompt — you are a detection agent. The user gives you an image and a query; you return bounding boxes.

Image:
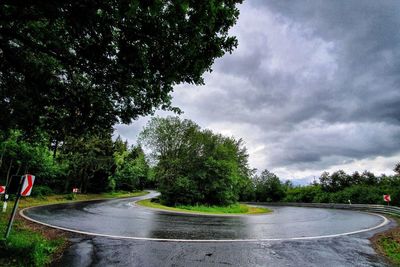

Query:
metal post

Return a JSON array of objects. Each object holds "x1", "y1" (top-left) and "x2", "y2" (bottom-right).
[
  {"x1": 4, "y1": 175, "x2": 24, "y2": 239},
  {"x1": 4, "y1": 194, "x2": 21, "y2": 239}
]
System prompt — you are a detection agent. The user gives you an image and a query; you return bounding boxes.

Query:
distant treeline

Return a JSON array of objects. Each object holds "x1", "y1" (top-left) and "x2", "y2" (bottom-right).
[{"x1": 245, "y1": 169, "x2": 400, "y2": 206}]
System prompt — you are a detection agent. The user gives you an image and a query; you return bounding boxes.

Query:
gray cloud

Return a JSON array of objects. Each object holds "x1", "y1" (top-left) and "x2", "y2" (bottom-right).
[{"x1": 116, "y1": 0, "x2": 400, "y2": 179}]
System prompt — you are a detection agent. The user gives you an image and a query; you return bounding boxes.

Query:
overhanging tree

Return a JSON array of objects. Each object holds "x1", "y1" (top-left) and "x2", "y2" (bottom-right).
[{"x1": 0, "y1": 0, "x2": 243, "y2": 143}]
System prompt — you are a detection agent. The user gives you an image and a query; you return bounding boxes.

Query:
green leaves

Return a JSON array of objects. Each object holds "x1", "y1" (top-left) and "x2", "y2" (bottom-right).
[
  {"x1": 0, "y1": 130, "x2": 64, "y2": 186},
  {"x1": 253, "y1": 170, "x2": 286, "y2": 202},
  {"x1": 139, "y1": 116, "x2": 251, "y2": 206},
  {"x1": 111, "y1": 145, "x2": 149, "y2": 191},
  {"x1": 0, "y1": 0, "x2": 243, "y2": 139}
]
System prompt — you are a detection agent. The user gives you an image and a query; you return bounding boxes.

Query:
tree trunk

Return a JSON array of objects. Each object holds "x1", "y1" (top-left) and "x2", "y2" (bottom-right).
[
  {"x1": 15, "y1": 164, "x2": 21, "y2": 175},
  {"x1": 6, "y1": 159, "x2": 13, "y2": 186},
  {"x1": 0, "y1": 143, "x2": 6, "y2": 169}
]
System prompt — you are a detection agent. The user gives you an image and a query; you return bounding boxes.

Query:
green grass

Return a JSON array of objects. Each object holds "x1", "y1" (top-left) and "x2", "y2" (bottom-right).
[
  {"x1": 376, "y1": 215, "x2": 400, "y2": 265},
  {"x1": 378, "y1": 236, "x2": 400, "y2": 265},
  {"x1": 0, "y1": 190, "x2": 149, "y2": 266},
  {"x1": 0, "y1": 222, "x2": 64, "y2": 267},
  {"x1": 137, "y1": 198, "x2": 271, "y2": 215}
]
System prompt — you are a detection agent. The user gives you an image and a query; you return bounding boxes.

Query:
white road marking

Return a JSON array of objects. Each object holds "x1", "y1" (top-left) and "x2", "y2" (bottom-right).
[{"x1": 19, "y1": 205, "x2": 390, "y2": 242}]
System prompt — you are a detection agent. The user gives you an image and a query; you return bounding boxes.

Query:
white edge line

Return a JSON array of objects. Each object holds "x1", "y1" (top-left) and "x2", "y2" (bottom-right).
[{"x1": 19, "y1": 206, "x2": 390, "y2": 243}]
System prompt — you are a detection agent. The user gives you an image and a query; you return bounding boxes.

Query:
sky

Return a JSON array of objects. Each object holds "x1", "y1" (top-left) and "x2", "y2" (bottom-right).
[{"x1": 115, "y1": 0, "x2": 400, "y2": 184}]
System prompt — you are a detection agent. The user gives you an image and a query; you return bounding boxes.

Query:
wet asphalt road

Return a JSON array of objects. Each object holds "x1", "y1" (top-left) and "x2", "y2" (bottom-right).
[{"x1": 22, "y1": 192, "x2": 395, "y2": 266}]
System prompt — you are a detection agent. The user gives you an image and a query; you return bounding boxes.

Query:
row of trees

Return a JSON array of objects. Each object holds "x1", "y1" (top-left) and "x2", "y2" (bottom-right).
[
  {"x1": 0, "y1": 130, "x2": 151, "y2": 195},
  {"x1": 247, "y1": 169, "x2": 400, "y2": 206},
  {"x1": 137, "y1": 117, "x2": 400, "y2": 207},
  {"x1": 1, "y1": 116, "x2": 399, "y2": 206}
]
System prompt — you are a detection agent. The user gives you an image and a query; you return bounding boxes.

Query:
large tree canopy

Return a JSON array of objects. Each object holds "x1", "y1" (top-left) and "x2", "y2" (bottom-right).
[
  {"x1": 0, "y1": 0, "x2": 242, "y2": 139},
  {"x1": 139, "y1": 116, "x2": 252, "y2": 206}
]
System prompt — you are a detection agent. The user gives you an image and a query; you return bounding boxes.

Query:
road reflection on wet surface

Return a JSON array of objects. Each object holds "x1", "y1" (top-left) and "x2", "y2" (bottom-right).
[{"x1": 23, "y1": 191, "x2": 385, "y2": 240}]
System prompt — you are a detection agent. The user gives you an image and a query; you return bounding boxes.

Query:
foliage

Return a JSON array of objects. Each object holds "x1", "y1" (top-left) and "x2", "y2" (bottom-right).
[
  {"x1": 1, "y1": 0, "x2": 243, "y2": 141},
  {"x1": 254, "y1": 169, "x2": 286, "y2": 202},
  {"x1": 281, "y1": 171, "x2": 400, "y2": 206},
  {"x1": 111, "y1": 145, "x2": 149, "y2": 191},
  {"x1": 284, "y1": 185, "x2": 324, "y2": 203},
  {"x1": 0, "y1": 230, "x2": 63, "y2": 267},
  {"x1": 376, "y1": 216, "x2": 400, "y2": 266},
  {"x1": 394, "y1": 163, "x2": 400, "y2": 175},
  {"x1": 139, "y1": 116, "x2": 252, "y2": 206},
  {"x1": 0, "y1": 130, "x2": 65, "y2": 189},
  {"x1": 378, "y1": 235, "x2": 400, "y2": 265},
  {"x1": 60, "y1": 133, "x2": 115, "y2": 193},
  {"x1": 0, "y1": 129, "x2": 152, "y2": 195},
  {"x1": 30, "y1": 185, "x2": 54, "y2": 198}
]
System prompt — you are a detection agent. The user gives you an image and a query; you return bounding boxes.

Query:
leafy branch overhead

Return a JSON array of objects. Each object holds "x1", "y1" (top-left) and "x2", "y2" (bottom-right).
[{"x1": 0, "y1": 0, "x2": 243, "y2": 138}]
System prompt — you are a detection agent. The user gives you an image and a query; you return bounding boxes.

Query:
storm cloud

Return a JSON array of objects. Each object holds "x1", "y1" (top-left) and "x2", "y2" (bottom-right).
[{"x1": 116, "y1": 0, "x2": 400, "y2": 181}]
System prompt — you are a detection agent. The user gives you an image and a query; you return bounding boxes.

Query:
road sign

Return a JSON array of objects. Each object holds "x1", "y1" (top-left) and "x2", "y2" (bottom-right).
[
  {"x1": 383, "y1": 195, "x2": 391, "y2": 202},
  {"x1": 72, "y1": 188, "x2": 79, "y2": 193},
  {"x1": 21, "y1": 174, "x2": 35, "y2": 196},
  {"x1": 0, "y1": 186, "x2": 5, "y2": 194}
]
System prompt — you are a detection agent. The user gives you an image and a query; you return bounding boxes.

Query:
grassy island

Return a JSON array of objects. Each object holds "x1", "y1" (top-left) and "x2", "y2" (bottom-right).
[{"x1": 136, "y1": 198, "x2": 271, "y2": 215}]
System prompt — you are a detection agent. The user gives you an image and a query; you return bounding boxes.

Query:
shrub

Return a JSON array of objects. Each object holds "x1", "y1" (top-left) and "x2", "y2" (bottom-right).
[{"x1": 31, "y1": 185, "x2": 54, "y2": 198}]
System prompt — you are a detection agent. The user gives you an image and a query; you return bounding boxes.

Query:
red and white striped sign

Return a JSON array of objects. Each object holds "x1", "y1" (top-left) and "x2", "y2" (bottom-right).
[
  {"x1": 21, "y1": 174, "x2": 35, "y2": 196},
  {"x1": 383, "y1": 194, "x2": 391, "y2": 202},
  {"x1": 0, "y1": 186, "x2": 5, "y2": 194}
]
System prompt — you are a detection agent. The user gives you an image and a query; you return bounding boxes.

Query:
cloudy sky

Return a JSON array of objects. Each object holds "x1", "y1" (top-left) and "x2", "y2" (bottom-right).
[{"x1": 116, "y1": 0, "x2": 400, "y2": 183}]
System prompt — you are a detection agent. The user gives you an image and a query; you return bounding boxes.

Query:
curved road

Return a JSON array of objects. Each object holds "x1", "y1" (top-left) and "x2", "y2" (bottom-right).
[
  {"x1": 21, "y1": 192, "x2": 395, "y2": 266},
  {"x1": 22, "y1": 191, "x2": 387, "y2": 241}
]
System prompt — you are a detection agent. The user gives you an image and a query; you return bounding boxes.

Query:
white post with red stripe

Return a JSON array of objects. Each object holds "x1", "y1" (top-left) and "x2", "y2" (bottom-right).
[{"x1": 21, "y1": 174, "x2": 35, "y2": 196}]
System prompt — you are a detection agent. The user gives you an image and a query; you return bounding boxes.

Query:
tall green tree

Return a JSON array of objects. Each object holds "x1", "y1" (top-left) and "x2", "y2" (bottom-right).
[
  {"x1": 60, "y1": 133, "x2": 114, "y2": 193},
  {"x1": 394, "y1": 162, "x2": 400, "y2": 175},
  {"x1": 0, "y1": 130, "x2": 65, "y2": 189},
  {"x1": 111, "y1": 145, "x2": 149, "y2": 191},
  {"x1": 139, "y1": 116, "x2": 251, "y2": 206},
  {"x1": 253, "y1": 169, "x2": 285, "y2": 202},
  {"x1": 0, "y1": 0, "x2": 243, "y2": 142}
]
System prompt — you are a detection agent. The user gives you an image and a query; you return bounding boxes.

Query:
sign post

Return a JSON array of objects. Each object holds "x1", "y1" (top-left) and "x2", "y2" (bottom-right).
[
  {"x1": 4, "y1": 175, "x2": 24, "y2": 239},
  {"x1": 383, "y1": 194, "x2": 391, "y2": 206},
  {"x1": 4, "y1": 174, "x2": 35, "y2": 239}
]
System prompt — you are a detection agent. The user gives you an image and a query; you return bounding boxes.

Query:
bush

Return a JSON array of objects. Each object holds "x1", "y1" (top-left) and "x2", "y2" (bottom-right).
[
  {"x1": 31, "y1": 185, "x2": 54, "y2": 198},
  {"x1": 65, "y1": 193, "x2": 76, "y2": 200},
  {"x1": 284, "y1": 185, "x2": 323, "y2": 203},
  {"x1": 254, "y1": 170, "x2": 285, "y2": 202},
  {"x1": 329, "y1": 185, "x2": 381, "y2": 204}
]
